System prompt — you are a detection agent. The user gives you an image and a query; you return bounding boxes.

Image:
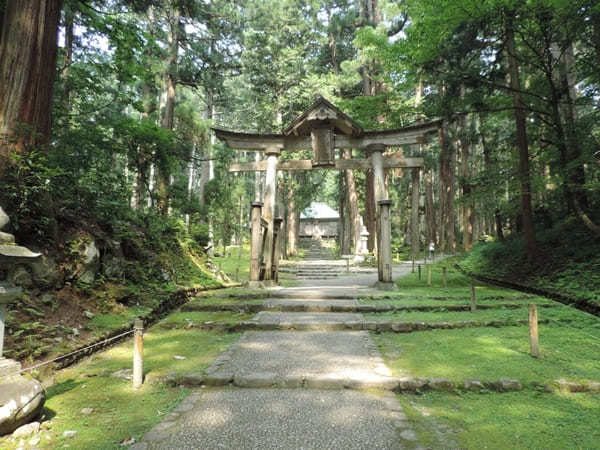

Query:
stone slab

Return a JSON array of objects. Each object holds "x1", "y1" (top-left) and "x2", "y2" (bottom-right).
[
  {"x1": 253, "y1": 311, "x2": 363, "y2": 325},
  {"x1": 205, "y1": 331, "x2": 393, "y2": 384},
  {"x1": 264, "y1": 299, "x2": 360, "y2": 309},
  {"x1": 138, "y1": 389, "x2": 409, "y2": 450}
]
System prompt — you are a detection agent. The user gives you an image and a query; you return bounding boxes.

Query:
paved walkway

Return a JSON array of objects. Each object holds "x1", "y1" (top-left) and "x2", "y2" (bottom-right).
[{"x1": 133, "y1": 243, "x2": 424, "y2": 449}]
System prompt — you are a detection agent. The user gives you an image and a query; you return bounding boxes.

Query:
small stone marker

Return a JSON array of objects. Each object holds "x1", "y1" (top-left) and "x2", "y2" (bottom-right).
[
  {"x1": 529, "y1": 304, "x2": 540, "y2": 358},
  {"x1": 427, "y1": 266, "x2": 431, "y2": 286},
  {"x1": 133, "y1": 318, "x2": 144, "y2": 389},
  {"x1": 470, "y1": 285, "x2": 477, "y2": 311},
  {"x1": 418, "y1": 264, "x2": 421, "y2": 280},
  {"x1": 442, "y1": 267, "x2": 447, "y2": 288}
]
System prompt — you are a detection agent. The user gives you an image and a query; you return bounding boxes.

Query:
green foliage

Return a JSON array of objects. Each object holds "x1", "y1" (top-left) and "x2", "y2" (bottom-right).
[{"x1": 461, "y1": 218, "x2": 600, "y2": 304}]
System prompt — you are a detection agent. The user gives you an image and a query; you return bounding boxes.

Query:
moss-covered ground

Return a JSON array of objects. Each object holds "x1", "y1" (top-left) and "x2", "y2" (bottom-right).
[
  {"x1": 364, "y1": 259, "x2": 600, "y2": 449},
  {"x1": 398, "y1": 391, "x2": 600, "y2": 450},
  {"x1": 1, "y1": 310, "x2": 242, "y2": 449}
]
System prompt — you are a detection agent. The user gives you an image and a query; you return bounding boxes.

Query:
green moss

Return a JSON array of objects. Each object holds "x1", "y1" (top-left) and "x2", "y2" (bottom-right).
[
  {"x1": 0, "y1": 326, "x2": 240, "y2": 449},
  {"x1": 398, "y1": 391, "x2": 600, "y2": 450},
  {"x1": 374, "y1": 324, "x2": 600, "y2": 383}
]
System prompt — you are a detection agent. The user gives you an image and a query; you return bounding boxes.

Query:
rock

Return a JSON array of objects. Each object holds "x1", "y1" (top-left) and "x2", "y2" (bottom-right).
[
  {"x1": 556, "y1": 379, "x2": 585, "y2": 393},
  {"x1": 428, "y1": 378, "x2": 455, "y2": 391},
  {"x1": 173, "y1": 355, "x2": 186, "y2": 360},
  {"x1": 180, "y1": 373, "x2": 204, "y2": 387},
  {"x1": 463, "y1": 379, "x2": 485, "y2": 391},
  {"x1": 81, "y1": 408, "x2": 94, "y2": 415},
  {"x1": 400, "y1": 429, "x2": 418, "y2": 441},
  {"x1": 12, "y1": 421, "x2": 40, "y2": 438},
  {"x1": 0, "y1": 377, "x2": 45, "y2": 436},
  {"x1": 29, "y1": 436, "x2": 41, "y2": 446},
  {"x1": 586, "y1": 381, "x2": 600, "y2": 392},
  {"x1": 72, "y1": 328, "x2": 80, "y2": 337},
  {"x1": 396, "y1": 377, "x2": 427, "y2": 392},
  {"x1": 63, "y1": 430, "x2": 77, "y2": 438},
  {"x1": 0, "y1": 231, "x2": 15, "y2": 244},
  {"x1": 29, "y1": 255, "x2": 61, "y2": 288},
  {"x1": 10, "y1": 266, "x2": 33, "y2": 289},
  {"x1": 64, "y1": 235, "x2": 100, "y2": 283},
  {"x1": 0, "y1": 207, "x2": 9, "y2": 229},
  {"x1": 487, "y1": 378, "x2": 522, "y2": 392},
  {"x1": 83, "y1": 311, "x2": 95, "y2": 319},
  {"x1": 111, "y1": 369, "x2": 133, "y2": 380}
]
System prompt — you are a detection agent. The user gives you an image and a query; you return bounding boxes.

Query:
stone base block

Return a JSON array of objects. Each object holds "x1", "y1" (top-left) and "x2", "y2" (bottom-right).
[{"x1": 372, "y1": 281, "x2": 398, "y2": 291}]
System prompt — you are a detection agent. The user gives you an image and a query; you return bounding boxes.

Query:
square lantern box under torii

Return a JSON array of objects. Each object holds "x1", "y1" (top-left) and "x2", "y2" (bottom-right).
[{"x1": 213, "y1": 96, "x2": 441, "y2": 289}]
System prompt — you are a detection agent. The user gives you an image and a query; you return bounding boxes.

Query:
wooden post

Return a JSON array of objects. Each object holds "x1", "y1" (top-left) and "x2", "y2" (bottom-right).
[
  {"x1": 346, "y1": 258, "x2": 350, "y2": 273},
  {"x1": 369, "y1": 144, "x2": 387, "y2": 260},
  {"x1": 262, "y1": 147, "x2": 279, "y2": 281},
  {"x1": 133, "y1": 318, "x2": 144, "y2": 389},
  {"x1": 470, "y1": 285, "x2": 476, "y2": 311},
  {"x1": 412, "y1": 258, "x2": 415, "y2": 273},
  {"x1": 249, "y1": 202, "x2": 263, "y2": 282},
  {"x1": 418, "y1": 264, "x2": 421, "y2": 280},
  {"x1": 272, "y1": 217, "x2": 283, "y2": 281},
  {"x1": 377, "y1": 200, "x2": 393, "y2": 283},
  {"x1": 427, "y1": 265, "x2": 431, "y2": 286},
  {"x1": 529, "y1": 304, "x2": 540, "y2": 357},
  {"x1": 442, "y1": 267, "x2": 447, "y2": 288}
]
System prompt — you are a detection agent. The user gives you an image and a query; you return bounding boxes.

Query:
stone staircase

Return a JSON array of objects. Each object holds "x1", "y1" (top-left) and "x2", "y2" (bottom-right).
[{"x1": 280, "y1": 239, "x2": 348, "y2": 281}]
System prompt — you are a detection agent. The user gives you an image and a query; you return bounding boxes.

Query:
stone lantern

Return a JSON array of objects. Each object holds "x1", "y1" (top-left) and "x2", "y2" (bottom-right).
[
  {"x1": 360, "y1": 225, "x2": 370, "y2": 255},
  {"x1": 0, "y1": 207, "x2": 45, "y2": 436}
]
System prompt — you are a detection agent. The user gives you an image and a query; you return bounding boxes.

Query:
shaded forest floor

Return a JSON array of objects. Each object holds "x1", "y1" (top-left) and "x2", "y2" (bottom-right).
[{"x1": 459, "y1": 218, "x2": 600, "y2": 307}]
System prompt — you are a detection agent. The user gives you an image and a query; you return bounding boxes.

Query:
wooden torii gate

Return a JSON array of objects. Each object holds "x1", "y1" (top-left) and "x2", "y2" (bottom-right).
[{"x1": 213, "y1": 97, "x2": 440, "y2": 288}]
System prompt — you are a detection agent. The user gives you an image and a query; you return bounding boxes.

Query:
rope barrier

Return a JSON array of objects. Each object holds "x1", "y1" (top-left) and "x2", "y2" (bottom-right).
[{"x1": 10, "y1": 329, "x2": 135, "y2": 376}]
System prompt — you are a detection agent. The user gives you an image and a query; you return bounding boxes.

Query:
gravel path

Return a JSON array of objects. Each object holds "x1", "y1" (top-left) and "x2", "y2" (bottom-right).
[
  {"x1": 134, "y1": 245, "x2": 423, "y2": 449},
  {"x1": 134, "y1": 389, "x2": 413, "y2": 450}
]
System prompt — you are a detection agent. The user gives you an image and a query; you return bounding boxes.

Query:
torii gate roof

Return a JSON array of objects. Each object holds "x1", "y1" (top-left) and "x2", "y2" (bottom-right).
[{"x1": 212, "y1": 97, "x2": 441, "y2": 152}]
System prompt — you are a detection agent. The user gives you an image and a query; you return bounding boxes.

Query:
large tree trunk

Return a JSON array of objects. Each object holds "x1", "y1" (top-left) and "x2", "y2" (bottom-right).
[
  {"x1": 410, "y1": 168, "x2": 420, "y2": 259},
  {"x1": 286, "y1": 174, "x2": 298, "y2": 256},
  {"x1": 438, "y1": 122, "x2": 456, "y2": 253},
  {"x1": 157, "y1": 7, "x2": 180, "y2": 214},
  {"x1": 365, "y1": 169, "x2": 375, "y2": 251},
  {"x1": 506, "y1": 11, "x2": 537, "y2": 258},
  {"x1": 0, "y1": 0, "x2": 62, "y2": 173},
  {"x1": 424, "y1": 167, "x2": 436, "y2": 245},
  {"x1": 458, "y1": 87, "x2": 474, "y2": 250},
  {"x1": 343, "y1": 149, "x2": 362, "y2": 255}
]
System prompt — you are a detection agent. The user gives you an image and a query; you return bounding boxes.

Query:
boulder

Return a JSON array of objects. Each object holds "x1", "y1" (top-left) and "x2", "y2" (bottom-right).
[
  {"x1": 29, "y1": 255, "x2": 61, "y2": 288},
  {"x1": 64, "y1": 236, "x2": 100, "y2": 283},
  {"x1": 0, "y1": 376, "x2": 46, "y2": 436},
  {"x1": 9, "y1": 266, "x2": 33, "y2": 289}
]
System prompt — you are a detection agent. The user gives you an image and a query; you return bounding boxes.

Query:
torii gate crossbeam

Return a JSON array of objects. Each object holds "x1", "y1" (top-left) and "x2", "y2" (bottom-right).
[{"x1": 213, "y1": 97, "x2": 441, "y2": 289}]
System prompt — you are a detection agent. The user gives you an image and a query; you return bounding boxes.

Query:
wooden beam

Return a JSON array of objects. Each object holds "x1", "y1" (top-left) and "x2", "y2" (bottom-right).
[
  {"x1": 229, "y1": 157, "x2": 424, "y2": 172},
  {"x1": 335, "y1": 157, "x2": 425, "y2": 170},
  {"x1": 229, "y1": 160, "x2": 314, "y2": 172}
]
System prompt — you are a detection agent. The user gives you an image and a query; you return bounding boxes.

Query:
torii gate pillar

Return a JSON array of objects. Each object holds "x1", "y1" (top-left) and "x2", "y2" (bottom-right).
[{"x1": 262, "y1": 146, "x2": 280, "y2": 283}]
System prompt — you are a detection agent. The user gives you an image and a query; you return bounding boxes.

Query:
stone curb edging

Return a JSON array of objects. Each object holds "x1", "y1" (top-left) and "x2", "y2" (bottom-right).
[
  {"x1": 182, "y1": 302, "x2": 558, "y2": 314},
  {"x1": 159, "y1": 318, "x2": 552, "y2": 333},
  {"x1": 160, "y1": 372, "x2": 600, "y2": 395}
]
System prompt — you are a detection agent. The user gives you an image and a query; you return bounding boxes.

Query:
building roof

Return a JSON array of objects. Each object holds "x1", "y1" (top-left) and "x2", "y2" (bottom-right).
[
  {"x1": 283, "y1": 96, "x2": 363, "y2": 137},
  {"x1": 300, "y1": 202, "x2": 340, "y2": 220}
]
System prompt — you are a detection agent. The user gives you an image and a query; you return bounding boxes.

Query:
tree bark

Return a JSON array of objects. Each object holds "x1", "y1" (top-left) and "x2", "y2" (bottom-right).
[
  {"x1": 458, "y1": 91, "x2": 473, "y2": 250},
  {"x1": 505, "y1": 11, "x2": 537, "y2": 258},
  {"x1": 410, "y1": 168, "x2": 420, "y2": 259},
  {"x1": 157, "y1": 7, "x2": 180, "y2": 214},
  {"x1": 343, "y1": 149, "x2": 362, "y2": 255},
  {"x1": 0, "y1": 0, "x2": 62, "y2": 173},
  {"x1": 424, "y1": 167, "x2": 436, "y2": 245},
  {"x1": 286, "y1": 174, "x2": 298, "y2": 256},
  {"x1": 438, "y1": 121, "x2": 456, "y2": 253}
]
